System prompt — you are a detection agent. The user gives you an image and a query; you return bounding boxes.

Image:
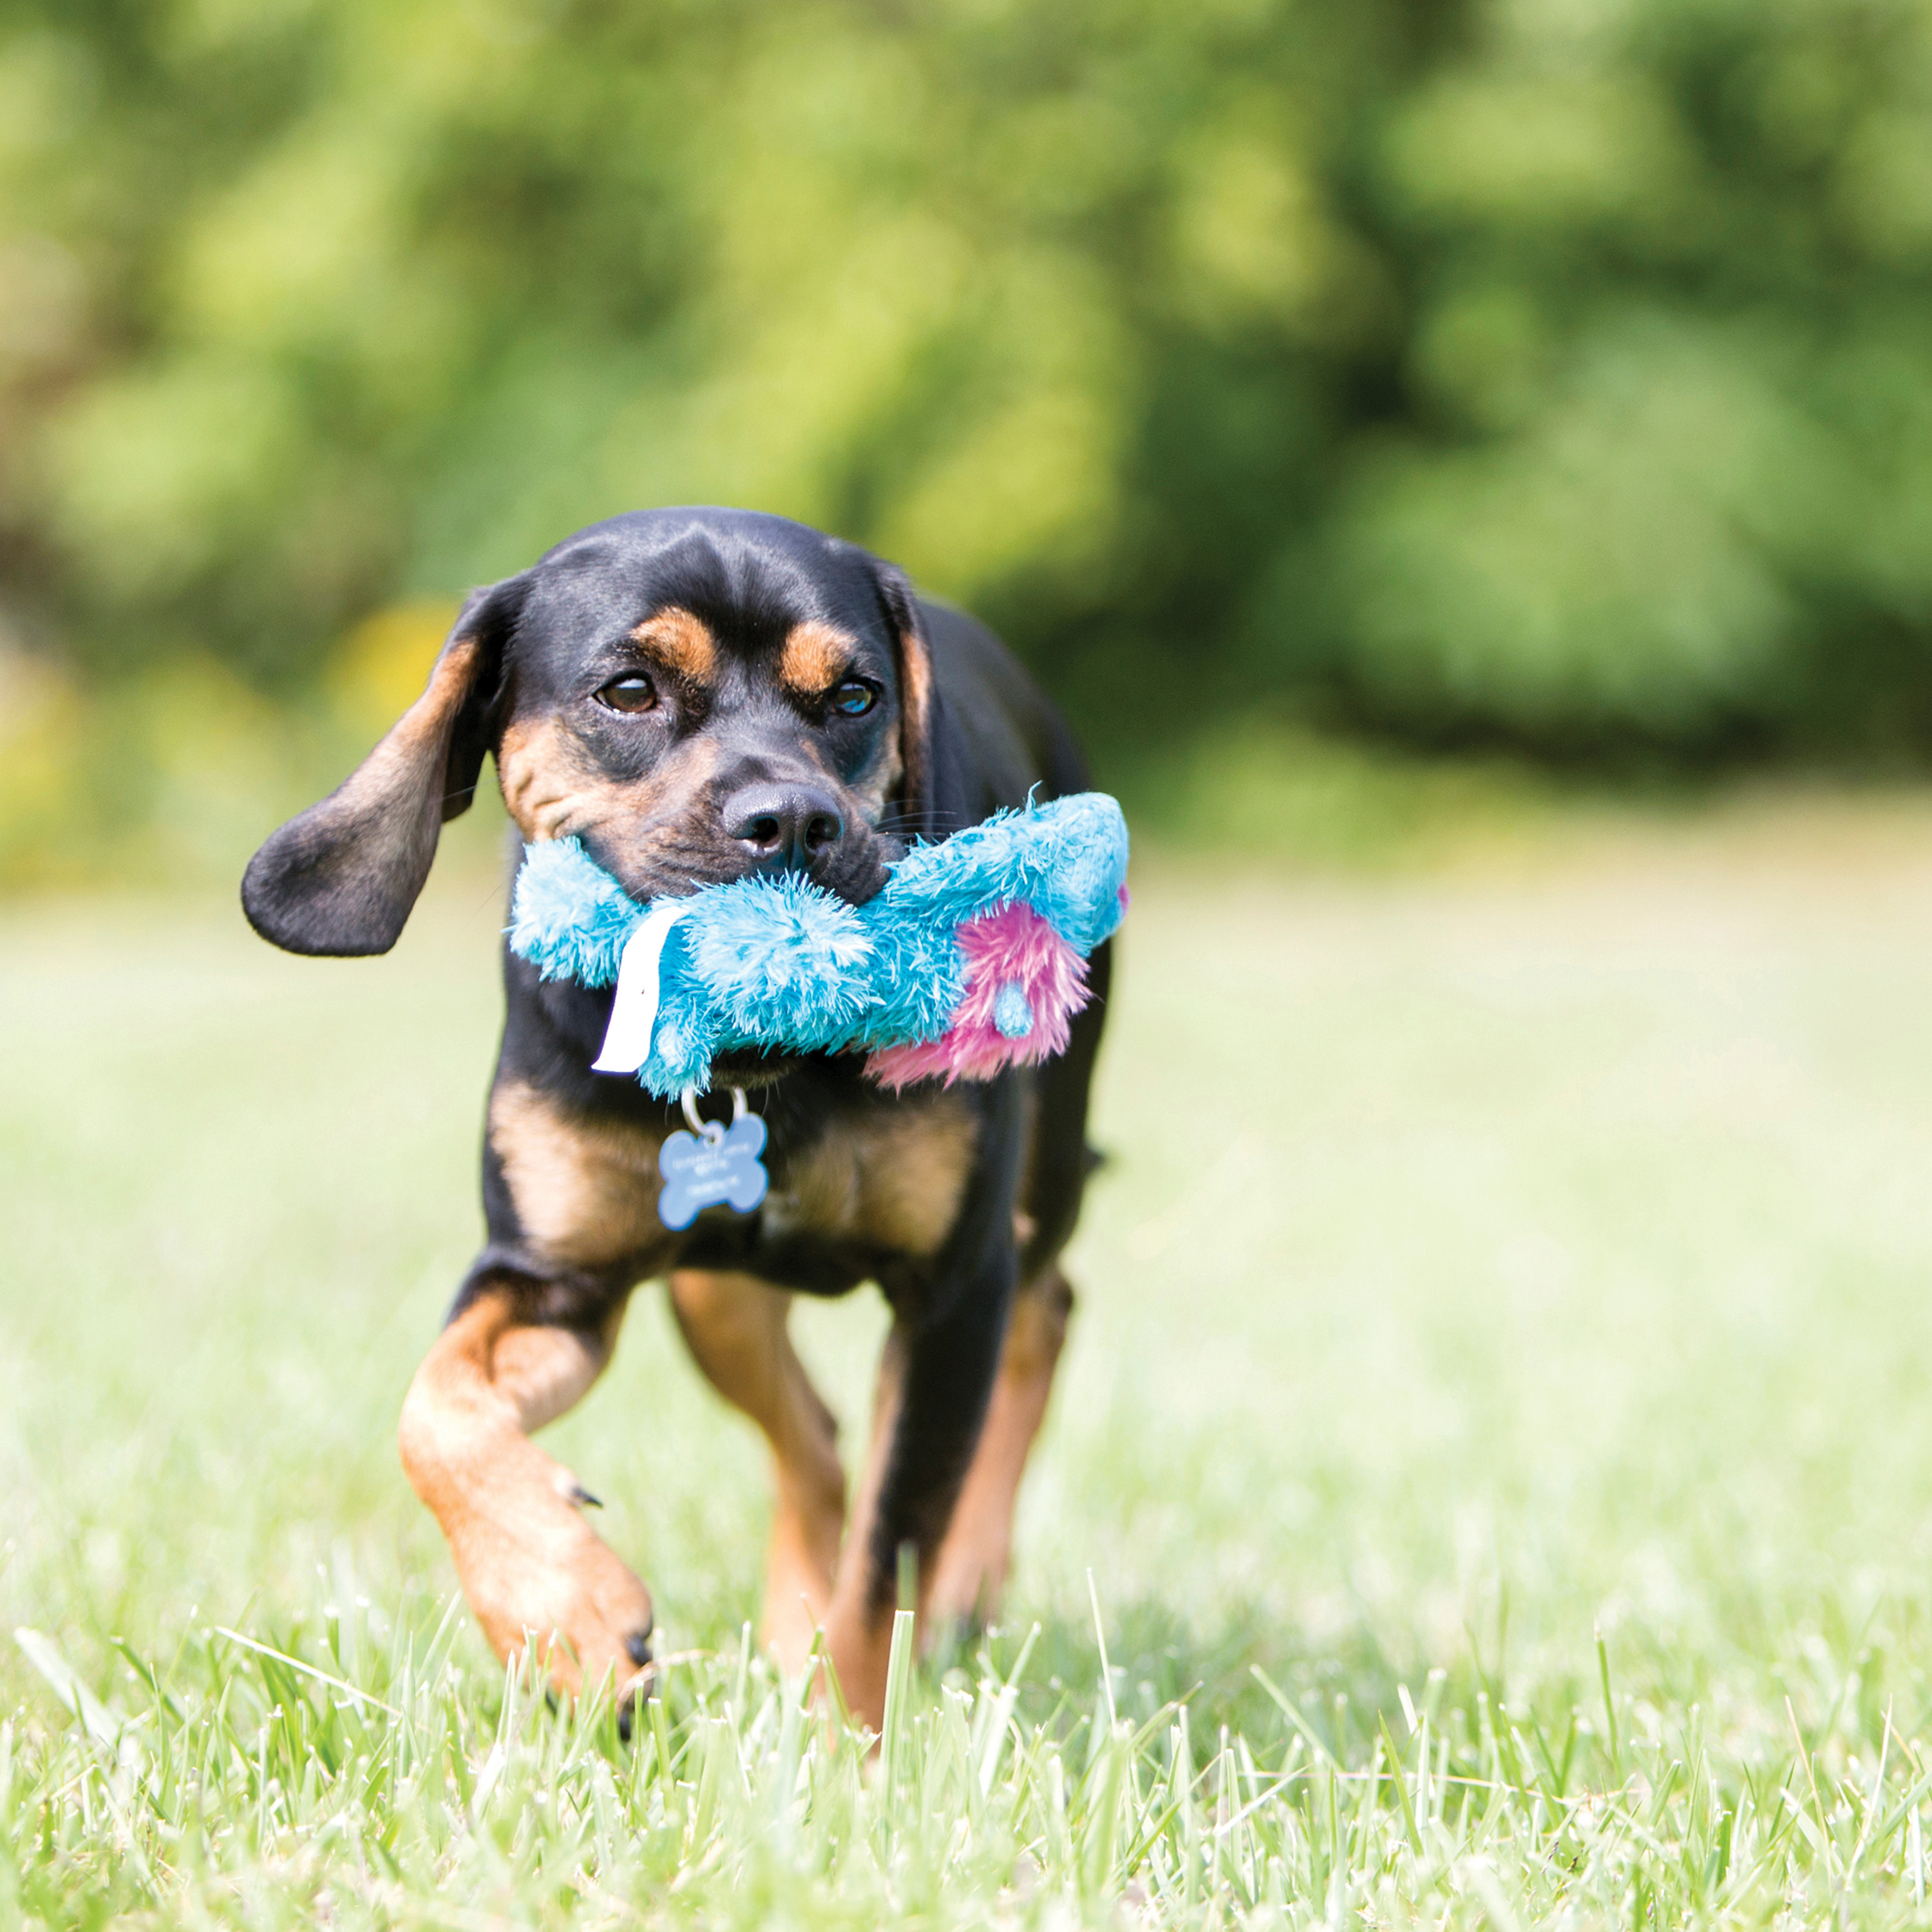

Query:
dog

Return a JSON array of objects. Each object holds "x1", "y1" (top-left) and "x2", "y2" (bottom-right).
[{"x1": 241, "y1": 508, "x2": 1110, "y2": 1728}]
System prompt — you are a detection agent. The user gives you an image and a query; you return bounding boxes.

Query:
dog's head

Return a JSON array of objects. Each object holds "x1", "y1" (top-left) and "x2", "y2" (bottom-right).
[{"x1": 242, "y1": 509, "x2": 943, "y2": 958}]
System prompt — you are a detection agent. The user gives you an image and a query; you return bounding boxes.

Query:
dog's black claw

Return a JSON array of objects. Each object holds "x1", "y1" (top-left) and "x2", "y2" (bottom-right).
[
  {"x1": 617, "y1": 1690, "x2": 654, "y2": 1743},
  {"x1": 616, "y1": 1632, "x2": 655, "y2": 1745},
  {"x1": 571, "y1": 1484, "x2": 603, "y2": 1509}
]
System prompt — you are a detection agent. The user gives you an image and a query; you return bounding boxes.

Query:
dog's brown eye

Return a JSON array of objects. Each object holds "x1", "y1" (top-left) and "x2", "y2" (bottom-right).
[
  {"x1": 831, "y1": 679, "x2": 878, "y2": 717},
  {"x1": 596, "y1": 674, "x2": 658, "y2": 714}
]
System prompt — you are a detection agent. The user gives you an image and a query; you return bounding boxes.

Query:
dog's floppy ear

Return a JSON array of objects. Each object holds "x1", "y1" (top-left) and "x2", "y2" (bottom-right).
[
  {"x1": 873, "y1": 561, "x2": 962, "y2": 842},
  {"x1": 242, "y1": 575, "x2": 529, "y2": 957}
]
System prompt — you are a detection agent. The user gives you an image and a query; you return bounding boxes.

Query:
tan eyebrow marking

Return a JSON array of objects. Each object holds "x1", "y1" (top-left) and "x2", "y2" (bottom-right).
[
  {"x1": 629, "y1": 607, "x2": 716, "y2": 683},
  {"x1": 778, "y1": 620, "x2": 858, "y2": 696}
]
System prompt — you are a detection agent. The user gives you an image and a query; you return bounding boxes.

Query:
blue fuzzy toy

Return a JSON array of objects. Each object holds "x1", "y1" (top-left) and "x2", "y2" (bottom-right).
[{"x1": 507, "y1": 791, "x2": 1129, "y2": 1097}]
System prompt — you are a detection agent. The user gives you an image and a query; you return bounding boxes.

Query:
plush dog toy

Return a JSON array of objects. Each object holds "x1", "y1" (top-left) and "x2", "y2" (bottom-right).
[{"x1": 508, "y1": 790, "x2": 1129, "y2": 1099}]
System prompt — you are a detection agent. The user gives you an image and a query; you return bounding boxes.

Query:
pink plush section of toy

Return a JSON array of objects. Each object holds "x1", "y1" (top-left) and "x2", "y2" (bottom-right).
[{"x1": 866, "y1": 901, "x2": 1090, "y2": 1090}]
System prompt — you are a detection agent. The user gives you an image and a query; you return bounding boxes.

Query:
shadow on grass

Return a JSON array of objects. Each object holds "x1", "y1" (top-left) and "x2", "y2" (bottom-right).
[{"x1": 925, "y1": 1594, "x2": 1422, "y2": 1766}]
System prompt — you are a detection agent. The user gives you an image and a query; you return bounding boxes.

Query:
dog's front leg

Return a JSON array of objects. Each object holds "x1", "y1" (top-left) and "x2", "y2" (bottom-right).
[
  {"x1": 823, "y1": 1081, "x2": 1023, "y2": 1731},
  {"x1": 399, "y1": 1285, "x2": 654, "y2": 1703},
  {"x1": 822, "y1": 1280, "x2": 1016, "y2": 1728}
]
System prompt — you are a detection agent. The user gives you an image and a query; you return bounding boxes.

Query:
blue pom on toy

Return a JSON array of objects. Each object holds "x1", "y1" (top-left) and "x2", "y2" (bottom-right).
[{"x1": 507, "y1": 791, "x2": 1129, "y2": 1097}]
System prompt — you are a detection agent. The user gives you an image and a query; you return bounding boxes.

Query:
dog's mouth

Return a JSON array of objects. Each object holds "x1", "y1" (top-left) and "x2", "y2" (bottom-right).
[{"x1": 582, "y1": 822, "x2": 896, "y2": 911}]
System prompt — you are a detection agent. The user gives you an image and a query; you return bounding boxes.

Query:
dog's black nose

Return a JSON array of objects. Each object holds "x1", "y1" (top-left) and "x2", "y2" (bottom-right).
[{"x1": 723, "y1": 782, "x2": 845, "y2": 870}]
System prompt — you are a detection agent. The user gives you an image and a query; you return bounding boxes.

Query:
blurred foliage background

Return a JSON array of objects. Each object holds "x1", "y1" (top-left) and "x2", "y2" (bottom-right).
[{"x1": 5, "y1": 0, "x2": 1932, "y2": 884}]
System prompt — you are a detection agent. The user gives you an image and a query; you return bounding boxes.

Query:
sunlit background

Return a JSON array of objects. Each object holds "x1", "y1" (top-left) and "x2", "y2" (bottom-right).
[{"x1": 7, "y1": 0, "x2": 1932, "y2": 883}]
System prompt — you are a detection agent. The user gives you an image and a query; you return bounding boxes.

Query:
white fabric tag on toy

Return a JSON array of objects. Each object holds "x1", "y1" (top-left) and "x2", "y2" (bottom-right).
[{"x1": 592, "y1": 900, "x2": 697, "y2": 1075}]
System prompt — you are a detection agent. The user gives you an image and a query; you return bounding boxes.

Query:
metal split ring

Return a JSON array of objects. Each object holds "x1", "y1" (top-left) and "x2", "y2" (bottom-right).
[{"x1": 681, "y1": 1085, "x2": 749, "y2": 1142}]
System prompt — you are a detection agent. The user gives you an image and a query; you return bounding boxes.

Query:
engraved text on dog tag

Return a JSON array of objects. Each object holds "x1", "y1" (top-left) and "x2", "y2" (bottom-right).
[{"x1": 657, "y1": 1114, "x2": 770, "y2": 1229}]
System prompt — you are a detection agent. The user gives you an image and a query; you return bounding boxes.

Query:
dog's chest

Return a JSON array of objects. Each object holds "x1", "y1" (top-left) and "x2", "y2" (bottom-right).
[
  {"x1": 757, "y1": 1089, "x2": 979, "y2": 1258},
  {"x1": 488, "y1": 1078, "x2": 980, "y2": 1281}
]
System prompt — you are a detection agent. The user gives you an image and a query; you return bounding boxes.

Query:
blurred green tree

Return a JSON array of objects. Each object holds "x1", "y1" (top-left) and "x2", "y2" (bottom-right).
[{"x1": 3, "y1": 0, "x2": 1931, "y2": 771}]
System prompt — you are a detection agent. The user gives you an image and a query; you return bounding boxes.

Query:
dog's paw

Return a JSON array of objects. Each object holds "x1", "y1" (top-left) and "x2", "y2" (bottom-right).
[
  {"x1": 824, "y1": 1613, "x2": 893, "y2": 1738},
  {"x1": 449, "y1": 1456, "x2": 657, "y2": 1708},
  {"x1": 526, "y1": 1527, "x2": 657, "y2": 1707}
]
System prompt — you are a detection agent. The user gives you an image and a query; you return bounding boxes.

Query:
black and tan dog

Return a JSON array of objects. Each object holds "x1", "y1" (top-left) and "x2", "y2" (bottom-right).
[{"x1": 242, "y1": 508, "x2": 1109, "y2": 1728}]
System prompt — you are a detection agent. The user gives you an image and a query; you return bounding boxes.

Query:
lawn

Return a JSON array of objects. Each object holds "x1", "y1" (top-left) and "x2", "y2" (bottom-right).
[{"x1": 6, "y1": 797, "x2": 1932, "y2": 1927}]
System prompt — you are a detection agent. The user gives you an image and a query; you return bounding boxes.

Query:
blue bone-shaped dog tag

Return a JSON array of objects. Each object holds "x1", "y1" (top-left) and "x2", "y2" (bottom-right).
[{"x1": 658, "y1": 1113, "x2": 770, "y2": 1229}]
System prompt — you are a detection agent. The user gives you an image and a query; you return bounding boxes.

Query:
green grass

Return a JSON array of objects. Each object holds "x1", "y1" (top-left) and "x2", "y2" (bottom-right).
[{"x1": 7, "y1": 800, "x2": 1932, "y2": 1926}]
